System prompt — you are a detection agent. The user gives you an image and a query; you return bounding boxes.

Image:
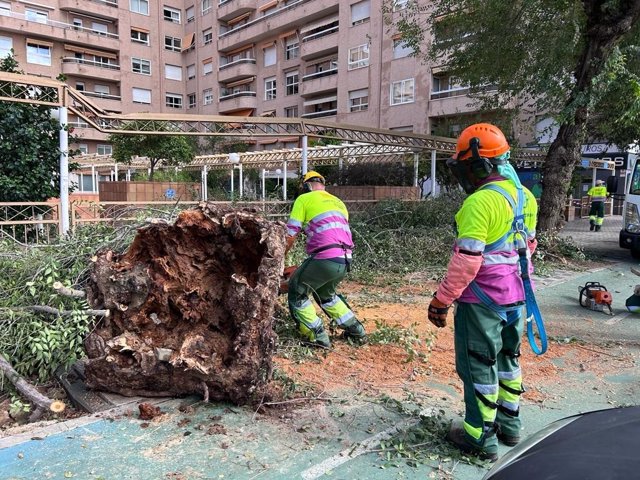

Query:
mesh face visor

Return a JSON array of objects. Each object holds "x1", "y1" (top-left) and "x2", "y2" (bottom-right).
[{"x1": 446, "y1": 157, "x2": 477, "y2": 194}]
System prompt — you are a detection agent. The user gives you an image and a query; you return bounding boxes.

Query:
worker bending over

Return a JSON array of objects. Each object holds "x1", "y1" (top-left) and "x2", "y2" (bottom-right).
[{"x1": 285, "y1": 171, "x2": 366, "y2": 348}]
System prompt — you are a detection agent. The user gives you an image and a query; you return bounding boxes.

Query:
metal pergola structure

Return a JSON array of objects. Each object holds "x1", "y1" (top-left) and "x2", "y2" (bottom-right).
[{"x1": 0, "y1": 71, "x2": 546, "y2": 233}]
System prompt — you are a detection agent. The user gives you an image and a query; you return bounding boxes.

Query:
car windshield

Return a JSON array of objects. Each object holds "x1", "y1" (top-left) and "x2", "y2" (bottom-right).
[{"x1": 630, "y1": 159, "x2": 640, "y2": 194}]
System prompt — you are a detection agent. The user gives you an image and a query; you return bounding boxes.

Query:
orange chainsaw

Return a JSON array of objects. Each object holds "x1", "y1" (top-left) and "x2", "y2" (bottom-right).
[
  {"x1": 578, "y1": 282, "x2": 613, "y2": 315},
  {"x1": 279, "y1": 265, "x2": 298, "y2": 295}
]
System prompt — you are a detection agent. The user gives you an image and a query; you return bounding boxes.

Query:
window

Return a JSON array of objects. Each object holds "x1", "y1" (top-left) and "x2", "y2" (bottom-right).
[
  {"x1": 265, "y1": 77, "x2": 276, "y2": 100},
  {"x1": 165, "y1": 64, "x2": 182, "y2": 81},
  {"x1": 72, "y1": 18, "x2": 82, "y2": 29},
  {"x1": 75, "y1": 82, "x2": 85, "y2": 91},
  {"x1": 163, "y1": 6, "x2": 181, "y2": 23},
  {"x1": 202, "y1": 0, "x2": 212, "y2": 14},
  {"x1": 94, "y1": 84, "x2": 110, "y2": 96},
  {"x1": 97, "y1": 144, "x2": 112, "y2": 155},
  {"x1": 166, "y1": 93, "x2": 183, "y2": 108},
  {"x1": 264, "y1": 44, "x2": 276, "y2": 67},
  {"x1": 91, "y1": 22, "x2": 108, "y2": 35},
  {"x1": 132, "y1": 87, "x2": 151, "y2": 104},
  {"x1": 130, "y1": 0, "x2": 149, "y2": 15},
  {"x1": 78, "y1": 144, "x2": 88, "y2": 155},
  {"x1": 188, "y1": 93, "x2": 196, "y2": 108},
  {"x1": 132, "y1": 58, "x2": 151, "y2": 75},
  {"x1": 350, "y1": 0, "x2": 370, "y2": 25},
  {"x1": 203, "y1": 59, "x2": 213, "y2": 75},
  {"x1": 284, "y1": 106, "x2": 298, "y2": 118},
  {"x1": 349, "y1": 88, "x2": 368, "y2": 112},
  {"x1": 203, "y1": 88, "x2": 213, "y2": 105},
  {"x1": 164, "y1": 36, "x2": 181, "y2": 51},
  {"x1": 284, "y1": 35, "x2": 299, "y2": 60},
  {"x1": 0, "y1": 2, "x2": 10, "y2": 16},
  {"x1": 393, "y1": 0, "x2": 409, "y2": 10},
  {"x1": 203, "y1": 28, "x2": 213, "y2": 45},
  {"x1": 348, "y1": 44, "x2": 369, "y2": 69},
  {"x1": 285, "y1": 71, "x2": 298, "y2": 96},
  {"x1": 26, "y1": 42, "x2": 51, "y2": 66},
  {"x1": 131, "y1": 28, "x2": 150, "y2": 44},
  {"x1": 186, "y1": 6, "x2": 195, "y2": 22},
  {"x1": 0, "y1": 36, "x2": 12, "y2": 58},
  {"x1": 391, "y1": 78, "x2": 415, "y2": 105},
  {"x1": 25, "y1": 8, "x2": 48, "y2": 24},
  {"x1": 393, "y1": 38, "x2": 412, "y2": 59},
  {"x1": 187, "y1": 64, "x2": 196, "y2": 79}
]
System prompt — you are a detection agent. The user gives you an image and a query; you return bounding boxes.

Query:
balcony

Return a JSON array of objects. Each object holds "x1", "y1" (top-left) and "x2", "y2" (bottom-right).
[
  {"x1": 301, "y1": 94, "x2": 336, "y2": 118},
  {"x1": 218, "y1": 58, "x2": 257, "y2": 83},
  {"x1": 217, "y1": 0, "x2": 256, "y2": 22},
  {"x1": 217, "y1": 0, "x2": 335, "y2": 51},
  {"x1": 217, "y1": 88, "x2": 257, "y2": 113},
  {"x1": 0, "y1": 11, "x2": 119, "y2": 48},
  {"x1": 59, "y1": 0, "x2": 119, "y2": 20},
  {"x1": 301, "y1": 67, "x2": 338, "y2": 97},
  {"x1": 300, "y1": 19, "x2": 339, "y2": 60},
  {"x1": 301, "y1": 109, "x2": 336, "y2": 119},
  {"x1": 428, "y1": 85, "x2": 496, "y2": 117},
  {"x1": 61, "y1": 58, "x2": 121, "y2": 81}
]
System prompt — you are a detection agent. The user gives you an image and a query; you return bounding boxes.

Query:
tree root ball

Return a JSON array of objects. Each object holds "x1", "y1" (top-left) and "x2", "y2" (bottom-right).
[{"x1": 83, "y1": 204, "x2": 287, "y2": 404}]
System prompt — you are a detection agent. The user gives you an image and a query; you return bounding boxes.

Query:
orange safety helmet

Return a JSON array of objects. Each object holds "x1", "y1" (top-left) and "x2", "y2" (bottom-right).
[{"x1": 453, "y1": 123, "x2": 510, "y2": 161}]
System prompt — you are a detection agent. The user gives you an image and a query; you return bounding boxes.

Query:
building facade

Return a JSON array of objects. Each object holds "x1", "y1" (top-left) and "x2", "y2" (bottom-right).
[{"x1": 0, "y1": 0, "x2": 479, "y2": 155}]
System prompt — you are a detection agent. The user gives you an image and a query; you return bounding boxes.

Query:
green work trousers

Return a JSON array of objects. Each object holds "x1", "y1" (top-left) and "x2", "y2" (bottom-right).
[
  {"x1": 287, "y1": 257, "x2": 354, "y2": 341},
  {"x1": 589, "y1": 201, "x2": 605, "y2": 226},
  {"x1": 454, "y1": 302, "x2": 524, "y2": 451}
]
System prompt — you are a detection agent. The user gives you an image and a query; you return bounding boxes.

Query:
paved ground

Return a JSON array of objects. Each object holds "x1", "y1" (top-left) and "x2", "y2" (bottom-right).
[{"x1": 1, "y1": 215, "x2": 638, "y2": 480}]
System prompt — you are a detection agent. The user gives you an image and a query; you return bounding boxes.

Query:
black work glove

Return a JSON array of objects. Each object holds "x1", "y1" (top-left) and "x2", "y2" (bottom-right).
[{"x1": 428, "y1": 296, "x2": 450, "y2": 328}]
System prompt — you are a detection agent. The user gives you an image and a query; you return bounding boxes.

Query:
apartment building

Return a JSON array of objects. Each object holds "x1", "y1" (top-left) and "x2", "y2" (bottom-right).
[{"x1": 0, "y1": 0, "x2": 478, "y2": 155}]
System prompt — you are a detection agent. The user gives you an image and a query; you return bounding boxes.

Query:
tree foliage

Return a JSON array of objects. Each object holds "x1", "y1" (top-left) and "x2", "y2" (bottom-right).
[
  {"x1": 109, "y1": 122, "x2": 195, "y2": 181},
  {"x1": 387, "y1": 0, "x2": 640, "y2": 230},
  {"x1": 0, "y1": 54, "x2": 73, "y2": 202}
]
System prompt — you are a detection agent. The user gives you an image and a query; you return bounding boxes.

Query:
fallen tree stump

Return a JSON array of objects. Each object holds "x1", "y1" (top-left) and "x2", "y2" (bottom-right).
[{"x1": 84, "y1": 204, "x2": 286, "y2": 404}]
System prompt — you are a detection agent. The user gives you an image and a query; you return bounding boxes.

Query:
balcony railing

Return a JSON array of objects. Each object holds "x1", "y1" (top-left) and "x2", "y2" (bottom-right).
[
  {"x1": 301, "y1": 24, "x2": 338, "y2": 43},
  {"x1": 218, "y1": 0, "x2": 307, "y2": 38},
  {"x1": 1, "y1": 11, "x2": 119, "y2": 39},
  {"x1": 302, "y1": 67, "x2": 337, "y2": 81},
  {"x1": 219, "y1": 58, "x2": 256, "y2": 70},
  {"x1": 219, "y1": 89, "x2": 257, "y2": 100},
  {"x1": 62, "y1": 57, "x2": 120, "y2": 70},
  {"x1": 83, "y1": 91, "x2": 122, "y2": 101},
  {"x1": 301, "y1": 109, "x2": 337, "y2": 119}
]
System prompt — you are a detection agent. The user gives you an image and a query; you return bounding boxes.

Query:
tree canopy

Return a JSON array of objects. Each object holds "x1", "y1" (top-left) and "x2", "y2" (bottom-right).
[
  {"x1": 109, "y1": 122, "x2": 195, "y2": 181},
  {"x1": 388, "y1": 0, "x2": 640, "y2": 230},
  {"x1": 0, "y1": 54, "x2": 71, "y2": 202}
]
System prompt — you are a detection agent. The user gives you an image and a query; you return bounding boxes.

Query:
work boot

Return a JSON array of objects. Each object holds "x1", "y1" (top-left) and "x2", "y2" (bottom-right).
[
  {"x1": 497, "y1": 430, "x2": 520, "y2": 447},
  {"x1": 590, "y1": 222, "x2": 595, "y2": 231},
  {"x1": 595, "y1": 225, "x2": 601, "y2": 232},
  {"x1": 312, "y1": 326, "x2": 331, "y2": 349},
  {"x1": 340, "y1": 318, "x2": 367, "y2": 344},
  {"x1": 446, "y1": 422, "x2": 498, "y2": 462}
]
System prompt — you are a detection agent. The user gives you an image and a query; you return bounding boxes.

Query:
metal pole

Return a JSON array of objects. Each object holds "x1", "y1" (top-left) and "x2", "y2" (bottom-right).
[
  {"x1": 413, "y1": 152, "x2": 419, "y2": 187},
  {"x1": 261, "y1": 168, "x2": 266, "y2": 201},
  {"x1": 114, "y1": 163, "x2": 119, "y2": 182},
  {"x1": 202, "y1": 165, "x2": 208, "y2": 201},
  {"x1": 431, "y1": 150, "x2": 437, "y2": 198},
  {"x1": 126, "y1": 168, "x2": 131, "y2": 181},
  {"x1": 301, "y1": 135, "x2": 308, "y2": 175},
  {"x1": 239, "y1": 162, "x2": 243, "y2": 198},
  {"x1": 230, "y1": 167, "x2": 234, "y2": 199},
  {"x1": 283, "y1": 162, "x2": 287, "y2": 200},
  {"x1": 91, "y1": 165, "x2": 96, "y2": 193},
  {"x1": 592, "y1": 167, "x2": 597, "y2": 187},
  {"x1": 55, "y1": 107, "x2": 70, "y2": 235}
]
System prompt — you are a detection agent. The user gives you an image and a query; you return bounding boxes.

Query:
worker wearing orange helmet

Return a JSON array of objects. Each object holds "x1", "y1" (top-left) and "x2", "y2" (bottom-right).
[
  {"x1": 428, "y1": 123, "x2": 538, "y2": 461},
  {"x1": 284, "y1": 171, "x2": 366, "y2": 348}
]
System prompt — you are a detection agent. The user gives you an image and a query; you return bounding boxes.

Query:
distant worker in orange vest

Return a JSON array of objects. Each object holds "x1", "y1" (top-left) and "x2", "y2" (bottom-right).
[{"x1": 587, "y1": 179, "x2": 609, "y2": 232}]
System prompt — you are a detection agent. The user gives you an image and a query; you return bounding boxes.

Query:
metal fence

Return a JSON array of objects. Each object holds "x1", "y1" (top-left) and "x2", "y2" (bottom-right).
[{"x1": 0, "y1": 200, "x2": 384, "y2": 244}]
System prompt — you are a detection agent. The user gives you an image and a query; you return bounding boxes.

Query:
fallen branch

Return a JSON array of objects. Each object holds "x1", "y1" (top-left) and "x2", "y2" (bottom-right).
[
  {"x1": 0, "y1": 306, "x2": 110, "y2": 317},
  {"x1": 52, "y1": 281, "x2": 86, "y2": 299},
  {"x1": 0, "y1": 354, "x2": 66, "y2": 419}
]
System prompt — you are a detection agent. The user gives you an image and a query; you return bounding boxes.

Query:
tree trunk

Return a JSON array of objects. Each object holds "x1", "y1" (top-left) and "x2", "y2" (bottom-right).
[
  {"x1": 83, "y1": 204, "x2": 286, "y2": 405},
  {"x1": 538, "y1": 2, "x2": 640, "y2": 231}
]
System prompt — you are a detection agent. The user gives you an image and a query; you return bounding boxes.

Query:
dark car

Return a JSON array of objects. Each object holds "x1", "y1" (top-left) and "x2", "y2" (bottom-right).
[{"x1": 483, "y1": 406, "x2": 640, "y2": 480}]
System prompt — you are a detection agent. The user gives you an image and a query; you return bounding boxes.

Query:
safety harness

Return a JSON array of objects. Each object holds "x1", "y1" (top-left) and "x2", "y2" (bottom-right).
[{"x1": 468, "y1": 183, "x2": 548, "y2": 355}]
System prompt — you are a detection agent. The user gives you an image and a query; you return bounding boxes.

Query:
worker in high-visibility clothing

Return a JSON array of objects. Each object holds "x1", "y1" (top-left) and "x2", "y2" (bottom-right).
[
  {"x1": 285, "y1": 171, "x2": 366, "y2": 348},
  {"x1": 427, "y1": 123, "x2": 538, "y2": 462},
  {"x1": 587, "y1": 179, "x2": 609, "y2": 232}
]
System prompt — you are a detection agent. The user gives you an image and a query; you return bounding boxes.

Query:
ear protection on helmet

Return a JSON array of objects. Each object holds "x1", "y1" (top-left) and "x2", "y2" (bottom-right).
[
  {"x1": 447, "y1": 137, "x2": 508, "y2": 193},
  {"x1": 302, "y1": 182, "x2": 312, "y2": 193}
]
